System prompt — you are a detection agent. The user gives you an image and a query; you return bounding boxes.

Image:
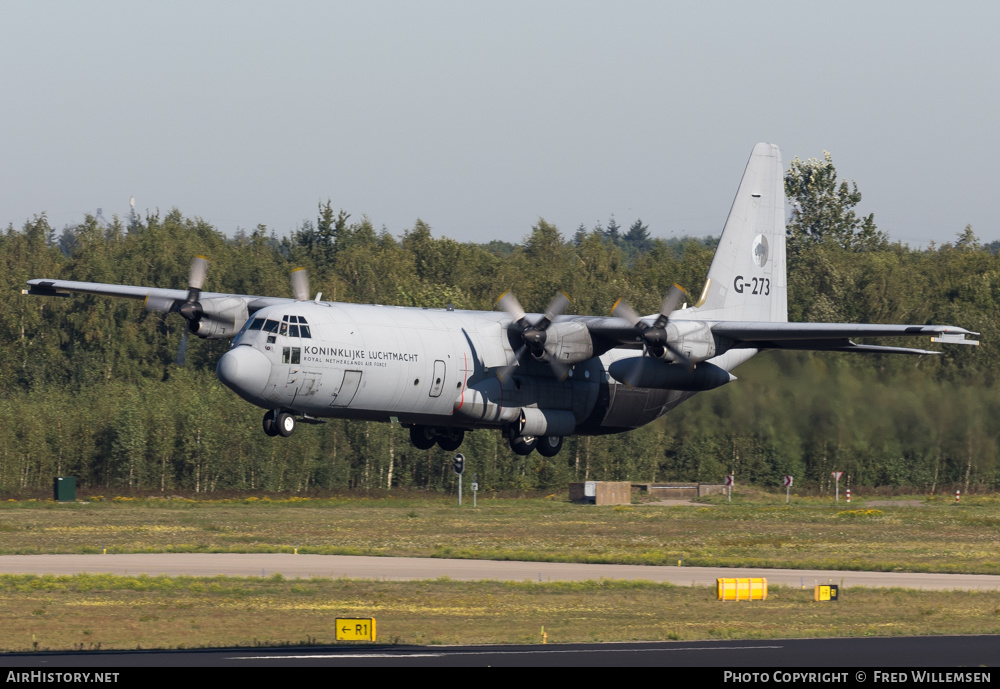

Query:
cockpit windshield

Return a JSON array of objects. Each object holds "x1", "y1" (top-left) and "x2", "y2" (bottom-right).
[
  {"x1": 235, "y1": 314, "x2": 312, "y2": 344},
  {"x1": 280, "y1": 314, "x2": 311, "y2": 338}
]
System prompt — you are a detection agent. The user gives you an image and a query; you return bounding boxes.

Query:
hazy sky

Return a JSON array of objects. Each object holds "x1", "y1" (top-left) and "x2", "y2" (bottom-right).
[{"x1": 2, "y1": 0, "x2": 997, "y2": 247}]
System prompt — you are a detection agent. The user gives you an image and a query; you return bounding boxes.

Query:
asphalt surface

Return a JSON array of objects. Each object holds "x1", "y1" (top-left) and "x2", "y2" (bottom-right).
[
  {"x1": 2, "y1": 637, "x2": 998, "y2": 668},
  {"x1": 1, "y1": 553, "x2": 999, "y2": 590}
]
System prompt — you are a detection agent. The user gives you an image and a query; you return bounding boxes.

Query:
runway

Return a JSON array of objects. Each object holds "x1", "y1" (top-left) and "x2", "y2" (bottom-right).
[
  {"x1": 2, "y1": 637, "x2": 999, "y2": 668},
  {"x1": 1, "y1": 553, "x2": 999, "y2": 590}
]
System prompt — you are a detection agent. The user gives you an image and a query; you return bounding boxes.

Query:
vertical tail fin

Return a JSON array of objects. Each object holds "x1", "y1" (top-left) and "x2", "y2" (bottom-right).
[{"x1": 693, "y1": 143, "x2": 787, "y2": 323}]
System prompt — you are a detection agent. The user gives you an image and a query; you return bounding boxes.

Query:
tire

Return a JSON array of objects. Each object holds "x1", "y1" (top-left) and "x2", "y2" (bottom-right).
[
  {"x1": 277, "y1": 412, "x2": 295, "y2": 437},
  {"x1": 536, "y1": 435, "x2": 563, "y2": 457},
  {"x1": 409, "y1": 425, "x2": 437, "y2": 450},
  {"x1": 510, "y1": 435, "x2": 537, "y2": 456},
  {"x1": 437, "y1": 430, "x2": 464, "y2": 452},
  {"x1": 262, "y1": 411, "x2": 279, "y2": 437}
]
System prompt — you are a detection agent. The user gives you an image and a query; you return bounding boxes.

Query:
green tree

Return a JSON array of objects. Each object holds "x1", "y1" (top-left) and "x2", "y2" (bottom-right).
[{"x1": 785, "y1": 151, "x2": 887, "y2": 252}]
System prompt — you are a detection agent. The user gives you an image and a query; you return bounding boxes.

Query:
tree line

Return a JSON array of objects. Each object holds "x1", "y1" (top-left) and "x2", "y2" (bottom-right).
[{"x1": 0, "y1": 155, "x2": 996, "y2": 494}]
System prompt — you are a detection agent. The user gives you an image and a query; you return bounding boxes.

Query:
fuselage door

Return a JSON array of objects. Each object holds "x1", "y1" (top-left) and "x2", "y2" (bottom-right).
[
  {"x1": 330, "y1": 370, "x2": 363, "y2": 407},
  {"x1": 429, "y1": 359, "x2": 446, "y2": 397}
]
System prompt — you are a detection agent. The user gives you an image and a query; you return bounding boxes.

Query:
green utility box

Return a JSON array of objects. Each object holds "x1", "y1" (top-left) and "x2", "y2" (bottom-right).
[{"x1": 53, "y1": 477, "x2": 76, "y2": 502}]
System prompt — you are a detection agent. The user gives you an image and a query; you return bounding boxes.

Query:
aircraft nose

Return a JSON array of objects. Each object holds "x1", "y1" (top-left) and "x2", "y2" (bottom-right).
[{"x1": 217, "y1": 345, "x2": 271, "y2": 400}]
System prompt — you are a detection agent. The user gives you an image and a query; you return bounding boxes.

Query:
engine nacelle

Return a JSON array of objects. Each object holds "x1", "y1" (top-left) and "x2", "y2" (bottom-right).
[
  {"x1": 533, "y1": 321, "x2": 594, "y2": 364},
  {"x1": 658, "y1": 321, "x2": 716, "y2": 363},
  {"x1": 189, "y1": 297, "x2": 250, "y2": 339},
  {"x1": 516, "y1": 408, "x2": 577, "y2": 438},
  {"x1": 454, "y1": 378, "x2": 520, "y2": 424}
]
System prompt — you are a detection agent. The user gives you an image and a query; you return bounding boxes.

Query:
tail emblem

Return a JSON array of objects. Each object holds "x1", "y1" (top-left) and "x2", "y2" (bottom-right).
[{"x1": 752, "y1": 234, "x2": 769, "y2": 267}]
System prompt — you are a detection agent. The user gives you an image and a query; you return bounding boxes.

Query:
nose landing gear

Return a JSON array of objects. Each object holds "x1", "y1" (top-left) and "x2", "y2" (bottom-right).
[{"x1": 263, "y1": 409, "x2": 295, "y2": 437}]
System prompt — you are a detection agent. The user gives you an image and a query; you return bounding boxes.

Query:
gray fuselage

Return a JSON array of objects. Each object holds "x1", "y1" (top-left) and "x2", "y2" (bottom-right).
[{"x1": 216, "y1": 300, "x2": 732, "y2": 436}]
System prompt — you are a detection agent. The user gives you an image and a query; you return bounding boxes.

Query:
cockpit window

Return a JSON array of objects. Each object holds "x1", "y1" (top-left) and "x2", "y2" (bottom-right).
[
  {"x1": 248, "y1": 318, "x2": 264, "y2": 331},
  {"x1": 269, "y1": 314, "x2": 311, "y2": 337}
]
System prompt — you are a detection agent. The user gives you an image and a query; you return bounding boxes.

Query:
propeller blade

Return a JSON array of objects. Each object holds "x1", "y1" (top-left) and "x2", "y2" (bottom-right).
[
  {"x1": 188, "y1": 256, "x2": 209, "y2": 295},
  {"x1": 652, "y1": 284, "x2": 687, "y2": 330},
  {"x1": 175, "y1": 329, "x2": 188, "y2": 366},
  {"x1": 611, "y1": 298, "x2": 642, "y2": 327},
  {"x1": 662, "y1": 284, "x2": 687, "y2": 315},
  {"x1": 496, "y1": 291, "x2": 526, "y2": 323},
  {"x1": 541, "y1": 292, "x2": 571, "y2": 326},
  {"x1": 664, "y1": 341, "x2": 693, "y2": 368},
  {"x1": 291, "y1": 268, "x2": 310, "y2": 301},
  {"x1": 496, "y1": 344, "x2": 527, "y2": 382},
  {"x1": 547, "y1": 357, "x2": 570, "y2": 383}
]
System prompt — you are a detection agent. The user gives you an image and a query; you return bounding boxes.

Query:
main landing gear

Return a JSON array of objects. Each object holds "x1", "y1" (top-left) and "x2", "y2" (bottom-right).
[
  {"x1": 263, "y1": 409, "x2": 295, "y2": 437},
  {"x1": 508, "y1": 433, "x2": 563, "y2": 457},
  {"x1": 408, "y1": 425, "x2": 465, "y2": 451}
]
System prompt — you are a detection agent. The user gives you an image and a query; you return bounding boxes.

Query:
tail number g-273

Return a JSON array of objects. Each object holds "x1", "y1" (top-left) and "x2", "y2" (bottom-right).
[{"x1": 734, "y1": 276, "x2": 770, "y2": 296}]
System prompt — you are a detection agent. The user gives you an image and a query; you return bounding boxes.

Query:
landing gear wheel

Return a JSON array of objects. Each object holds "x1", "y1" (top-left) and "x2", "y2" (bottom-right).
[
  {"x1": 510, "y1": 435, "x2": 537, "y2": 456},
  {"x1": 409, "y1": 425, "x2": 436, "y2": 450},
  {"x1": 277, "y1": 411, "x2": 295, "y2": 437},
  {"x1": 536, "y1": 435, "x2": 563, "y2": 457},
  {"x1": 437, "y1": 430, "x2": 464, "y2": 452},
  {"x1": 263, "y1": 410, "x2": 279, "y2": 437}
]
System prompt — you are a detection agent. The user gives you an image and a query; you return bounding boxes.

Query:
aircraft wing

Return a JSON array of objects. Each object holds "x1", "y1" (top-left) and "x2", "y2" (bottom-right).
[
  {"x1": 709, "y1": 321, "x2": 980, "y2": 355},
  {"x1": 578, "y1": 316, "x2": 979, "y2": 357},
  {"x1": 23, "y1": 279, "x2": 290, "y2": 313}
]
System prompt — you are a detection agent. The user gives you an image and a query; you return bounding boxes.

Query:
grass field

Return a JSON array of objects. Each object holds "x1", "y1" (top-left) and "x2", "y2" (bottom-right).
[
  {"x1": 1, "y1": 491, "x2": 998, "y2": 651},
  {"x1": 1, "y1": 491, "x2": 998, "y2": 574},
  {"x1": 2, "y1": 573, "x2": 999, "y2": 652}
]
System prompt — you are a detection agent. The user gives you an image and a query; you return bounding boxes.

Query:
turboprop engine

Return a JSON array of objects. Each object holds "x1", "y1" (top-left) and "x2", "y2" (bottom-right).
[
  {"x1": 532, "y1": 320, "x2": 594, "y2": 365},
  {"x1": 495, "y1": 291, "x2": 594, "y2": 380},
  {"x1": 184, "y1": 297, "x2": 250, "y2": 339},
  {"x1": 612, "y1": 285, "x2": 722, "y2": 365},
  {"x1": 654, "y1": 321, "x2": 717, "y2": 363}
]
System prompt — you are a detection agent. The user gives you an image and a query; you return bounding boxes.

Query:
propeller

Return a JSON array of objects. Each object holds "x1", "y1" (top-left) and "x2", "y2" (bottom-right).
[
  {"x1": 151, "y1": 259, "x2": 312, "y2": 366},
  {"x1": 142, "y1": 256, "x2": 210, "y2": 365},
  {"x1": 495, "y1": 291, "x2": 572, "y2": 381},
  {"x1": 177, "y1": 255, "x2": 210, "y2": 328},
  {"x1": 612, "y1": 284, "x2": 692, "y2": 366},
  {"x1": 291, "y1": 267, "x2": 310, "y2": 301}
]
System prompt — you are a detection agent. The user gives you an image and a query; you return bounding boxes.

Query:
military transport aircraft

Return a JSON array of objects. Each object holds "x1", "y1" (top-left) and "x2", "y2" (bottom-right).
[{"x1": 23, "y1": 144, "x2": 979, "y2": 456}]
